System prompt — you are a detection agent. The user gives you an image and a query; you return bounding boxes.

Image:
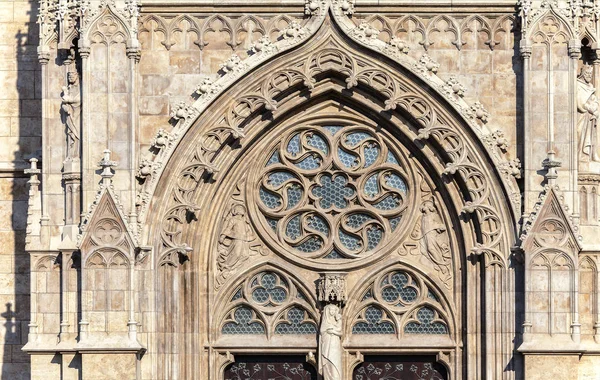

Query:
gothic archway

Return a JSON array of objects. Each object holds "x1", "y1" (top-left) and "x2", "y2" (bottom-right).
[{"x1": 142, "y1": 14, "x2": 519, "y2": 380}]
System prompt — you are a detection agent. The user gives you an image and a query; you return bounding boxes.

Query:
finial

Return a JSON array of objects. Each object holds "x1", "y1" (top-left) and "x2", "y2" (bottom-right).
[
  {"x1": 542, "y1": 150, "x2": 561, "y2": 185},
  {"x1": 98, "y1": 149, "x2": 117, "y2": 186}
]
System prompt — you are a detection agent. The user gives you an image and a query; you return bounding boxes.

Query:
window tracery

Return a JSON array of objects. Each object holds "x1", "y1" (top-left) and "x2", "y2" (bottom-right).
[
  {"x1": 253, "y1": 124, "x2": 411, "y2": 261},
  {"x1": 350, "y1": 268, "x2": 450, "y2": 336},
  {"x1": 219, "y1": 271, "x2": 318, "y2": 337}
]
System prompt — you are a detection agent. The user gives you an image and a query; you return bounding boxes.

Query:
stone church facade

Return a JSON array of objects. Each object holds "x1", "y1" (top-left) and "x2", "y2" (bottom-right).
[{"x1": 0, "y1": 0, "x2": 599, "y2": 378}]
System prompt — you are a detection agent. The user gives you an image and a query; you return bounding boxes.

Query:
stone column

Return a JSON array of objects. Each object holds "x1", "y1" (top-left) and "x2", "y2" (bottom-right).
[{"x1": 520, "y1": 40, "x2": 533, "y2": 342}]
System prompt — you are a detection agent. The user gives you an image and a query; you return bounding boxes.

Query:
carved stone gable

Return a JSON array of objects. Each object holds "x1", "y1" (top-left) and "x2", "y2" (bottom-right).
[
  {"x1": 521, "y1": 186, "x2": 582, "y2": 254},
  {"x1": 79, "y1": 188, "x2": 136, "y2": 255}
]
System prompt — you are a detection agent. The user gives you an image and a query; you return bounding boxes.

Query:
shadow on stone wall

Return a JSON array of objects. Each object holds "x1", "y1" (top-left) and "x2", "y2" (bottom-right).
[{"x1": 3, "y1": 0, "x2": 40, "y2": 378}]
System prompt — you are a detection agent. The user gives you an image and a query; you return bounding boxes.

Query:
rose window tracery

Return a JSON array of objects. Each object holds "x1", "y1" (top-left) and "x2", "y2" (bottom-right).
[{"x1": 253, "y1": 124, "x2": 411, "y2": 260}]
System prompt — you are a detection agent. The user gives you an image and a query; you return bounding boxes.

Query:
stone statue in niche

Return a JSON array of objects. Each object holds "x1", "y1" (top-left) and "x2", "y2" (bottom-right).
[
  {"x1": 577, "y1": 65, "x2": 600, "y2": 162},
  {"x1": 216, "y1": 204, "x2": 263, "y2": 287},
  {"x1": 319, "y1": 304, "x2": 343, "y2": 380},
  {"x1": 419, "y1": 200, "x2": 452, "y2": 285},
  {"x1": 61, "y1": 70, "x2": 81, "y2": 159}
]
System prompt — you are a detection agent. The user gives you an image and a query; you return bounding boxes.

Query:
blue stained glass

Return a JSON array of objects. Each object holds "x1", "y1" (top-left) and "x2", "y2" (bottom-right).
[
  {"x1": 286, "y1": 185, "x2": 303, "y2": 209},
  {"x1": 286, "y1": 215, "x2": 301, "y2": 239},
  {"x1": 366, "y1": 226, "x2": 383, "y2": 250},
  {"x1": 364, "y1": 175, "x2": 379, "y2": 197},
  {"x1": 428, "y1": 289, "x2": 440, "y2": 302},
  {"x1": 267, "y1": 151, "x2": 280, "y2": 166},
  {"x1": 373, "y1": 196, "x2": 400, "y2": 210},
  {"x1": 387, "y1": 151, "x2": 399, "y2": 164},
  {"x1": 346, "y1": 213, "x2": 374, "y2": 229},
  {"x1": 323, "y1": 125, "x2": 343, "y2": 135},
  {"x1": 364, "y1": 145, "x2": 380, "y2": 167},
  {"x1": 404, "y1": 307, "x2": 448, "y2": 334},
  {"x1": 352, "y1": 306, "x2": 395, "y2": 334},
  {"x1": 324, "y1": 249, "x2": 344, "y2": 259},
  {"x1": 266, "y1": 217, "x2": 278, "y2": 231},
  {"x1": 222, "y1": 307, "x2": 265, "y2": 334},
  {"x1": 312, "y1": 174, "x2": 355, "y2": 209},
  {"x1": 231, "y1": 288, "x2": 242, "y2": 301},
  {"x1": 274, "y1": 308, "x2": 317, "y2": 334},
  {"x1": 345, "y1": 132, "x2": 370, "y2": 147},
  {"x1": 386, "y1": 173, "x2": 407, "y2": 193},
  {"x1": 381, "y1": 272, "x2": 418, "y2": 304},
  {"x1": 307, "y1": 134, "x2": 328, "y2": 154},
  {"x1": 338, "y1": 147, "x2": 359, "y2": 168},
  {"x1": 389, "y1": 216, "x2": 401, "y2": 231},
  {"x1": 260, "y1": 187, "x2": 281, "y2": 209},
  {"x1": 308, "y1": 214, "x2": 329, "y2": 235},
  {"x1": 295, "y1": 155, "x2": 321, "y2": 170},
  {"x1": 339, "y1": 230, "x2": 361, "y2": 251},
  {"x1": 268, "y1": 171, "x2": 295, "y2": 187},
  {"x1": 295, "y1": 237, "x2": 323, "y2": 252},
  {"x1": 287, "y1": 134, "x2": 301, "y2": 155}
]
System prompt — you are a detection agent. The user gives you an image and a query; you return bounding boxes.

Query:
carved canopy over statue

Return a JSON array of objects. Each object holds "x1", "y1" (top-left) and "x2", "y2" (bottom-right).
[{"x1": 577, "y1": 65, "x2": 600, "y2": 162}]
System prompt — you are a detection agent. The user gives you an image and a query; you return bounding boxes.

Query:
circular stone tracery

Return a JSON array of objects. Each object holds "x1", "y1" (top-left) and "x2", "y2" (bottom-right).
[{"x1": 252, "y1": 124, "x2": 412, "y2": 261}]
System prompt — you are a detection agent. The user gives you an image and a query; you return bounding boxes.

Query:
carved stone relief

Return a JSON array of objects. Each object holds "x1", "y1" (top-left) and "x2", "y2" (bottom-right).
[{"x1": 216, "y1": 182, "x2": 266, "y2": 288}]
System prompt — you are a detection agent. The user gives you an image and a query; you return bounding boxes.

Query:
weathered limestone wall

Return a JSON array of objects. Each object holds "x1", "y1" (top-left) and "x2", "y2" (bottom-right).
[{"x1": 0, "y1": 0, "x2": 41, "y2": 378}]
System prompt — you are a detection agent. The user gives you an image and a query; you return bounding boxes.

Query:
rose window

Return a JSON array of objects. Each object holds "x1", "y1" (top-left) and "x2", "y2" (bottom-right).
[{"x1": 254, "y1": 125, "x2": 410, "y2": 260}]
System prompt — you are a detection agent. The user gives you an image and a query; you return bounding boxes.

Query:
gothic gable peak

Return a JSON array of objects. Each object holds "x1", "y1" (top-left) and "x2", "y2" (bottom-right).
[
  {"x1": 78, "y1": 184, "x2": 137, "y2": 251},
  {"x1": 520, "y1": 185, "x2": 582, "y2": 252}
]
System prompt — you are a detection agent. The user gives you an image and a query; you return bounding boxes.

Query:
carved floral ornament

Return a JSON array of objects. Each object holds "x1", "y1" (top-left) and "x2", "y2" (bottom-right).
[{"x1": 142, "y1": 7, "x2": 517, "y2": 273}]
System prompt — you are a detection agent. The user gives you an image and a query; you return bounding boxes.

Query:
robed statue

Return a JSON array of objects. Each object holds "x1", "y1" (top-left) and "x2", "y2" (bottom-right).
[
  {"x1": 577, "y1": 65, "x2": 600, "y2": 162},
  {"x1": 419, "y1": 200, "x2": 452, "y2": 284},
  {"x1": 61, "y1": 70, "x2": 81, "y2": 159},
  {"x1": 319, "y1": 304, "x2": 343, "y2": 380},
  {"x1": 216, "y1": 204, "x2": 262, "y2": 286}
]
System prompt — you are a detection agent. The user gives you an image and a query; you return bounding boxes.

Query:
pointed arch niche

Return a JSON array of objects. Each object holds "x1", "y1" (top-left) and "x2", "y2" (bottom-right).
[{"x1": 142, "y1": 18, "x2": 519, "y2": 379}]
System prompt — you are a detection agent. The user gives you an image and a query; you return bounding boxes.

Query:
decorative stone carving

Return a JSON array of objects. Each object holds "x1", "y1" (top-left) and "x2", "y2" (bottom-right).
[
  {"x1": 441, "y1": 76, "x2": 466, "y2": 98},
  {"x1": 414, "y1": 54, "x2": 440, "y2": 74},
  {"x1": 318, "y1": 304, "x2": 343, "y2": 380},
  {"x1": 136, "y1": 159, "x2": 153, "y2": 181},
  {"x1": 250, "y1": 35, "x2": 277, "y2": 55},
  {"x1": 577, "y1": 65, "x2": 600, "y2": 162},
  {"x1": 466, "y1": 101, "x2": 490, "y2": 124},
  {"x1": 217, "y1": 268, "x2": 318, "y2": 337},
  {"x1": 151, "y1": 128, "x2": 169, "y2": 151},
  {"x1": 317, "y1": 273, "x2": 347, "y2": 303},
  {"x1": 61, "y1": 70, "x2": 81, "y2": 159},
  {"x1": 216, "y1": 203, "x2": 264, "y2": 288},
  {"x1": 419, "y1": 200, "x2": 452, "y2": 287},
  {"x1": 220, "y1": 54, "x2": 245, "y2": 75}
]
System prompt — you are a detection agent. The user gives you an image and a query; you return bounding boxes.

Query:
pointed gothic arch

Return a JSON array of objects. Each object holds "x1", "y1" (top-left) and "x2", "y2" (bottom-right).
[{"x1": 141, "y1": 12, "x2": 520, "y2": 379}]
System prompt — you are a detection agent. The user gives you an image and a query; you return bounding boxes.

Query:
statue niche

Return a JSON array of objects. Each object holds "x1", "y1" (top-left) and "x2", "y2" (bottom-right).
[
  {"x1": 61, "y1": 70, "x2": 81, "y2": 159},
  {"x1": 577, "y1": 65, "x2": 600, "y2": 162}
]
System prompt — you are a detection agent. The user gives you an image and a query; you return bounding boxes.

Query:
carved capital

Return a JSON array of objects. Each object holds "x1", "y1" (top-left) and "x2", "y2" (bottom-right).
[
  {"x1": 317, "y1": 272, "x2": 347, "y2": 303},
  {"x1": 569, "y1": 39, "x2": 582, "y2": 59},
  {"x1": 520, "y1": 40, "x2": 532, "y2": 59}
]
